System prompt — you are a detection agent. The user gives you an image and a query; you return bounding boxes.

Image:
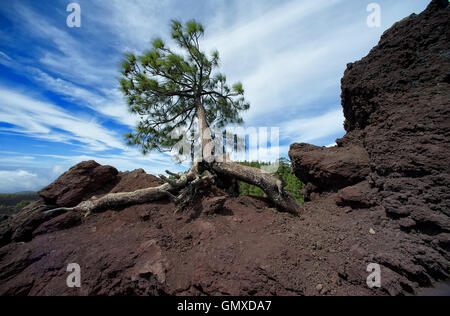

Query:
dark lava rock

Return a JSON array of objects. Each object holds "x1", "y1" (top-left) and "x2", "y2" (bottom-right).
[
  {"x1": 32, "y1": 211, "x2": 82, "y2": 237},
  {"x1": 109, "y1": 168, "x2": 162, "y2": 193},
  {"x1": 290, "y1": 0, "x2": 450, "y2": 288},
  {"x1": 7, "y1": 165, "x2": 163, "y2": 245},
  {"x1": 38, "y1": 160, "x2": 119, "y2": 207},
  {"x1": 289, "y1": 143, "x2": 370, "y2": 193},
  {"x1": 10, "y1": 208, "x2": 68, "y2": 243},
  {"x1": 237, "y1": 196, "x2": 268, "y2": 210},
  {"x1": 202, "y1": 196, "x2": 233, "y2": 216},
  {"x1": 335, "y1": 181, "x2": 375, "y2": 209},
  {"x1": 0, "y1": 215, "x2": 11, "y2": 248}
]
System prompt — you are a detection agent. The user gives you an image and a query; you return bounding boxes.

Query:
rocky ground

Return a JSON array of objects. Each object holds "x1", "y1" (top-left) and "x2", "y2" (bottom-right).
[
  {"x1": 0, "y1": 164, "x2": 419, "y2": 296},
  {"x1": 290, "y1": 0, "x2": 449, "y2": 294},
  {"x1": 0, "y1": 0, "x2": 448, "y2": 296}
]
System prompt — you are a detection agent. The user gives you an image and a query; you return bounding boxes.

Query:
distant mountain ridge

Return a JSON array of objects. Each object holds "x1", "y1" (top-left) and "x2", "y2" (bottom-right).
[
  {"x1": 0, "y1": 192, "x2": 39, "y2": 216},
  {"x1": 0, "y1": 191, "x2": 37, "y2": 195}
]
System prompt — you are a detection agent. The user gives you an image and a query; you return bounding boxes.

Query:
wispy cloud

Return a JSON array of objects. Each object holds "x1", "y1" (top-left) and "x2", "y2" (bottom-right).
[
  {"x1": 10, "y1": 3, "x2": 117, "y2": 88},
  {"x1": 0, "y1": 169, "x2": 47, "y2": 193},
  {"x1": 0, "y1": 50, "x2": 12, "y2": 63},
  {"x1": 282, "y1": 109, "x2": 345, "y2": 143},
  {"x1": 29, "y1": 68, "x2": 137, "y2": 127},
  {"x1": 0, "y1": 0, "x2": 431, "y2": 192},
  {"x1": 200, "y1": 0, "x2": 370, "y2": 127},
  {"x1": 0, "y1": 87, "x2": 126, "y2": 151}
]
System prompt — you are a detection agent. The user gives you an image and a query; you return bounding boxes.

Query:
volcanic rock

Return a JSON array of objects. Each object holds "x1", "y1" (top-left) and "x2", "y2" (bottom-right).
[
  {"x1": 32, "y1": 211, "x2": 82, "y2": 237},
  {"x1": 290, "y1": 143, "x2": 370, "y2": 193},
  {"x1": 335, "y1": 181, "x2": 375, "y2": 209},
  {"x1": 0, "y1": 215, "x2": 11, "y2": 248},
  {"x1": 109, "y1": 168, "x2": 162, "y2": 193},
  {"x1": 38, "y1": 160, "x2": 119, "y2": 207},
  {"x1": 290, "y1": 0, "x2": 450, "y2": 289},
  {"x1": 201, "y1": 196, "x2": 233, "y2": 216}
]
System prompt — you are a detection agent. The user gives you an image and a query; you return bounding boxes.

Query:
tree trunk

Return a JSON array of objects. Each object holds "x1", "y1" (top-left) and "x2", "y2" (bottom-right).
[
  {"x1": 196, "y1": 98, "x2": 211, "y2": 160},
  {"x1": 208, "y1": 160, "x2": 301, "y2": 215}
]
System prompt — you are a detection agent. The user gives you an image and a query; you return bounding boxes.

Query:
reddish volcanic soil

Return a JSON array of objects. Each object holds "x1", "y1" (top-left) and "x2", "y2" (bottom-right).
[
  {"x1": 0, "y1": 184, "x2": 411, "y2": 296},
  {"x1": 0, "y1": 168, "x2": 443, "y2": 296}
]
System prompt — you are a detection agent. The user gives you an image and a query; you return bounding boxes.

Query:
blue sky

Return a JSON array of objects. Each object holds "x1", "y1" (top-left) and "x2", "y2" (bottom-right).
[{"x1": 0, "y1": 0, "x2": 430, "y2": 193}]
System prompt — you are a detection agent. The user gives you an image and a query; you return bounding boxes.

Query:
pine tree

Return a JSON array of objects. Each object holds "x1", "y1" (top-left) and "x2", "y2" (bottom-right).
[
  {"x1": 119, "y1": 20, "x2": 249, "y2": 157},
  {"x1": 44, "y1": 20, "x2": 302, "y2": 216}
]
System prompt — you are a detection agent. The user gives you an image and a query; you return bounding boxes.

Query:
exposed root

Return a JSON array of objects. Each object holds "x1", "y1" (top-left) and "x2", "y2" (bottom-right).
[
  {"x1": 208, "y1": 159, "x2": 301, "y2": 215},
  {"x1": 173, "y1": 170, "x2": 215, "y2": 214},
  {"x1": 44, "y1": 159, "x2": 301, "y2": 216}
]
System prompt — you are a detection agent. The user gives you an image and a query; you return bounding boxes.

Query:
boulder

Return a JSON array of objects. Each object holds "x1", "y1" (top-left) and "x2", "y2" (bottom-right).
[
  {"x1": 290, "y1": 0, "x2": 450, "y2": 288},
  {"x1": 6, "y1": 165, "x2": 161, "y2": 245},
  {"x1": 38, "y1": 160, "x2": 119, "y2": 207},
  {"x1": 340, "y1": 0, "x2": 450, "y2": 233},
  {"x1": 10, "y1": 208, "x2": 68, "y2": 242},
  {"x1": 289, "y1": 143, "x2": 370, "y2": 192},
  {"x1": 110, "y1": 168, "x2": 162, "y2": 193},
  {"x1": 335, "y1": 182, "x2": 375, "y2": 209},
  {"x1": 290, "y1": 0, "x2": 449, "y2": 234}
]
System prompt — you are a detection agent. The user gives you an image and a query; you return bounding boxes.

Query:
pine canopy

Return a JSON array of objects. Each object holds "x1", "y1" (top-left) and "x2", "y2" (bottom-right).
[{"x1": 119, "y1": 19, "x2": 250, "y2": 154}]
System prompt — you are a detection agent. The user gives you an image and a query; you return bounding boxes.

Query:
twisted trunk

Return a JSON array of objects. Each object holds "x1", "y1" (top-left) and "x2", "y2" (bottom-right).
[{"x1": 196, "y1": 97, "x2": 211, "y2": 160}]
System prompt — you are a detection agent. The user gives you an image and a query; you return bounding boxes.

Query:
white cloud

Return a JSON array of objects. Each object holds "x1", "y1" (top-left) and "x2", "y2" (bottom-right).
[
  {"x1": 0, "y1": 154, "x2": 34, "y2": 162},
  {"x1": 51, "y1": 165, "x2": 66, "y2": 178},
  {"x1": 12, "y1": 4, "x2": 117, "y2": 88},
  {"x1": 0, "y1": 51, "x2": 11, "y2": 60},
  {"x1": 0, "y1": 0, "x2": 431, "y2": 183},
  {"x1": 0, "y1": 169, "x2": 49, "y2": 193},
  {"x1": 200, "y1": 2, "x2": 376, "y2": 125},
  {"x1": 282, "y1": 108, "x2": 345, "y2": 143},
  {"x1": 2, "y1": 0, "x2": 355, "y2": 148},
  {"x1": 0, "y1": 50, "x2": 12, "y2": 65},
  {"x1": 29, "y1": 68, "x2": 138, "y2": 127},
  {"x1": 203, "y1": 0, "x2": 343, "y2": 59},
  {"x1": 92, "y1": 0, "x2": 172, "y2": 52},
  {"x1": 0, "y1": 87, "x2": 126, "y2": 151},
  {"x1": 40, "y1": 149, "x2": 185, "y2": 175},
  {"x1": 0, "y1": 51, "x2": 137, "y2": 128}
]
